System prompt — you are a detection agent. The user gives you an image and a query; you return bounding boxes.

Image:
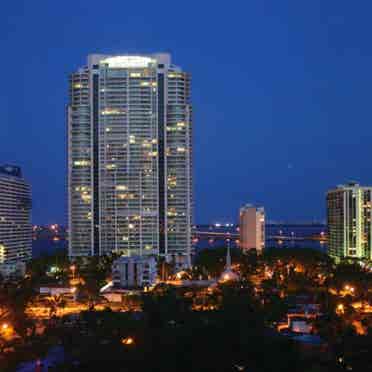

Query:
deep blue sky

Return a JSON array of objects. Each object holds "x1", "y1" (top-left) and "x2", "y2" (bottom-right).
[{"x1": 1, "y1": 1, "x2": 372, "y2": 225}]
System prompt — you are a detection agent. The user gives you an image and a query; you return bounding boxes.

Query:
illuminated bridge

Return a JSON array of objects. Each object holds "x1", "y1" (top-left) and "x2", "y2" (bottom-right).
[{"x1": 192, "y1": 230, "x2": 327, "y2": 242}]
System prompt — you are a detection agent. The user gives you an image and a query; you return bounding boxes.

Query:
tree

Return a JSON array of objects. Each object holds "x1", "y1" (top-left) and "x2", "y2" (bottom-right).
[
  {"x1": 194, "y1": 246, "x2": 242, "y2": 278},
  {"x1": 142, "y1": 285, "x2": 192, "y2": 327}
]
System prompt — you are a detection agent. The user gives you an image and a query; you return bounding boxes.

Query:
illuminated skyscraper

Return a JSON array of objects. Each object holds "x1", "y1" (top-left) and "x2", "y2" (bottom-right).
[
  {"x1": 68, "y1": 54, "x2": 192, "y2": 268},
  {"x1": 0, "y1": 165, "x2": 32, "y2": 265},
  {"x1": 239, "y1": 204, "x2": 265, "y2": 253},
  {"x1": 327, "y1": 182, "x2": 372, "y2": 263}
]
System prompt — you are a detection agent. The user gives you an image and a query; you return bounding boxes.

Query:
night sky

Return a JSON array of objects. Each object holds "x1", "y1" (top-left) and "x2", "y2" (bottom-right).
[{"x1": 1, "y1": 1, "x2": 372, "y2": 225}]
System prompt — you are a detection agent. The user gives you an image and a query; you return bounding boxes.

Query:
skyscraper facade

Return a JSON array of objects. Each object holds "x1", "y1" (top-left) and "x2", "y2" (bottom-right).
[
  {"x1": 239, "y1": 204, "x2": 265, "y2": 253},
  {"x1": 68, "y1": 54, "x2": 192, "y2": 267},
  {"x1": 0, "y1": 165, "x2": 32, "y2": 264},
  {"x1": 327, "y1": 182, "x2": 372, "y2": 263}
]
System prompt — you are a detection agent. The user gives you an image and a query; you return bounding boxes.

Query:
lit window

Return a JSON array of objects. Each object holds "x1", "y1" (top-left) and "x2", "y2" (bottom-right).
[
  {"x1": 101, "y1": 108, "x2": 125, "y2": 115},
  {"x1": 75, "y1": 186, "x2": 89, "y2": 192},
  {"x1": 74, "y1": 160, "x2": 90, "y2": 167},
  {"x1": 130, "y1": 72, "x2": 141, "y2": 78},
  {"x1": 0, "y1": 244, "x2": 5, "y2": 264},
  {"x1": 167, "y1": 208, "x2": 178, "y2": 217},
  {"x1": 117, "y1": 193, "x2": 135, "y2": 200},
  {"x1": 116, "y1": 185, "x2": 128, "y2": 191},
  {"x1": 167, "y1": 176, "x2": 177, "y2": 188},
  {"x1": 81, "y1": 194, "x2": 91, "y2": 203},
  {"x1": 101, "y1": 56, "x2": 155, "y2": 69}
]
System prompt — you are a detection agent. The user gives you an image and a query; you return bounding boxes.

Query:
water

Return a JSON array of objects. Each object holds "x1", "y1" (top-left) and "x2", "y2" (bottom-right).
[
  {"x1": 193, "y1": 224, "x2": 327, "y2": 252},
  {"x1": 31, "y1": 224, "x2": 327, "y2": 259},
  {"x1": 32, "y1": 239, "x2": 67, "y2": 258}
]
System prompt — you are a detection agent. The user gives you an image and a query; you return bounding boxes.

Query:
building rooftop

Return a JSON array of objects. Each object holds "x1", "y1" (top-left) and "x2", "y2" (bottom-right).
[{"x1": 0, "y1": 165, "x2": 22, "y2": 178}]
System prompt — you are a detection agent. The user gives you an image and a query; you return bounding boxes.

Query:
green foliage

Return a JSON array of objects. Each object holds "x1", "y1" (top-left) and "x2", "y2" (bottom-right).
[
  {"x1": 330, "y1": 262, "x2": 372, "y2": 291},
  {"x1": 263, "y1": 247, "x2": 331, "y2": 267},
  {"x1": 0, "y1": 279, "x2": 36, "y2": 339},
  {"x1": 142, "y1": 285, "x2": 192, "y2": 327},
  {"x1": 27, "y1": 251, "x2": 70, "y2": 285},
  {"x1": 194, "y1": 246, "x2": 242, "y2": 277},
  {"x1": 76, "y1": 254, "x2": 118, "y2": 306}
]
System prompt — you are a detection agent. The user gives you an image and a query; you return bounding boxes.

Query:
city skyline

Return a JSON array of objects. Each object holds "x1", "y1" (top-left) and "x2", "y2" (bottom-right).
[{"x1": 3, "y1": 1, "x2": 372, "y2": 224}]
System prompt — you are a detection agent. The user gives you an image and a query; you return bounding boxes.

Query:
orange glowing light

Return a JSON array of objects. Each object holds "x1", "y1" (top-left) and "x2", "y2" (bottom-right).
[{"x1": 122, "y1": 337, "x2": 134, "y2": 345}]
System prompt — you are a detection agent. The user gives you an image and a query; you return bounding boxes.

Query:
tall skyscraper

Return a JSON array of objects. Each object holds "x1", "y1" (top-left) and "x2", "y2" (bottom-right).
[
  {"x1": 0, "y1": 165, "x2": 32, "y2": 265},
  {"x1": 327, "y1": 182, "x2": 372, "y2": 263},
  {"x1": 239, "y1": 204, "x2": 265, "y2": 253},
  {"x1": 68, "y1": 54, "x2": 192, "y2": 268}
]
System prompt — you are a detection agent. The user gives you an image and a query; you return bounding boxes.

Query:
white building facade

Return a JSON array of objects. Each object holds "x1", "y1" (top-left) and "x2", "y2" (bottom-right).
[
  {"x1": 68, "y1": 54, "x2": 192, "y2": 268},
  {"x1": 0, "y1": 165, "x2": 32, "y2": 275},
  {"x1": 327, "y1": 182, "x2": 372, "y2": 263},
  {"x1": 112, "y1": 255, "x2": 157, "y2": 288},
  {"x1": 239, "y1": 204, "x2": 265, "y2": 253}
]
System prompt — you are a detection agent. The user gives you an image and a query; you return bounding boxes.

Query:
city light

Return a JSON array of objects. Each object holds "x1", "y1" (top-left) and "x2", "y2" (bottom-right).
[
  {"x1": 223, "y1": 273, "x2": 231, "y2": 281},
  {"x1": 336, "y1": 304, "x2": 345, "y2": 315},
  {"x1": 121, "y1": 336, "x2": 134, "y2": 345}
]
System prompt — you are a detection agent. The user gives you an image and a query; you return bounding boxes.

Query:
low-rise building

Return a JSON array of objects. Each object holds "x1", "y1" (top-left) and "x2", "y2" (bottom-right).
[
  {"x1": 38, "y1": 285, "x2": 77, "y2": 300},
  {"x1": 112, "y1": 256, "x2": 157, "y2": 288}
]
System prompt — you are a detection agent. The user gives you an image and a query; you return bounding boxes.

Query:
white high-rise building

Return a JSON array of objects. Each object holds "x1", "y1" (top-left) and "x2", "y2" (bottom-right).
[
  {"x1": 68, "y1": 54, "x2": 192, "y2": 268},
  {"x1": 239, "y1": 204, "x2": 265, "y2": 253},
  {"x1": 327, "y1": 182, "x2": 372, "y2": 263},
  {"x1": 0, "y1": 165, "x2": 32, "y2": 266}
]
